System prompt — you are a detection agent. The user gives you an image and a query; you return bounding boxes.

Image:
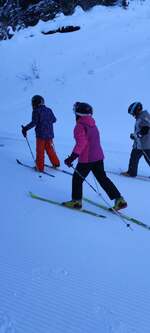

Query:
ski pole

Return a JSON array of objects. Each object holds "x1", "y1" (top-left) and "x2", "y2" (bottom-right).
[
  {"x1": 92, "y1": 175, "x2": 132, "y2": 230},
  {"x1": 24, "y1": 137, "x2": 44, "y2": 177},
  {"x1": 71, "y1": 165, "x2": 132, "y2": 230},
  {"x1": 71, "y1": 165, "x2": 98, "y2": 194},
  {"x1": 22, "y1": 126, "x2": 35, "y2": 162},
  {"x1": 25, "y1": 136, "x2": 35, "y2": 162}
]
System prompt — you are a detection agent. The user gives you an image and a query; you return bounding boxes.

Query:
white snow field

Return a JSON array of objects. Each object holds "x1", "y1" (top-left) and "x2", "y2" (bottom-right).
[{"x1": 0, "y1": 1, "x2": 150, "y2": 332}]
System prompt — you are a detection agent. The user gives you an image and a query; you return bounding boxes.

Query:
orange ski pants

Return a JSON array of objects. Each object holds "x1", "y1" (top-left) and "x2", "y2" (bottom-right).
[{"x1": 36, "y1": 138, "x2": 60, "y2": 172}]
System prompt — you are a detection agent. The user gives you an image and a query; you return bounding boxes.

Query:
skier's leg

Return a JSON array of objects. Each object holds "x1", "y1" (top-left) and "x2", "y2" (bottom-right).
[
  {"x1": 92, "y1": 160, "x2": 121, "y2": 200},
  {"x1": 143, "y1": 149, "x2": 150, "y2": 167},
  {"x1": 45, "y1": 139, "x2": 60, "y2": 167},
  {"x1": 72, "y1": 163, "x2": 90, "y2": 200},
  {"x1": 127, "y1": 149, "x2": 143, "y2": 176},
  {"x1": 36, "y1": 138, "x2": 45, "y2": 172},
  {"x1": 92, "y1": 160, "x2": 127, "y2": 209}
]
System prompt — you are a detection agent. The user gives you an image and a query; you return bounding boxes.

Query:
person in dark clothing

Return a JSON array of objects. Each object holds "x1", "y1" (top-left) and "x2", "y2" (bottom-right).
[
  {"x1": 22, "y1": 95, "x2": 60, "y2": 171},
  {"x1": 121, "y1": 102, "x2": 150, "y2": 177},
  {"x1": 63, "y1": 102, "x2": 127, "y2": 211}
]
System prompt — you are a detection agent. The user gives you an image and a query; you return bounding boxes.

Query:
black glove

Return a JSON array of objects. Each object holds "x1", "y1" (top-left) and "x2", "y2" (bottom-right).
[
  {"x1": 137, "y1": 126, "x2": 149, "y2": 138},
  {"x1": 22, "y1": 125, "x2": 27, "y2": 138},
  {"x1": 130, "y1": 133, "x2": 137, "y2": 140},
  {"x1": 64, "y1": 152, "x2": 79, "y2": 168}
]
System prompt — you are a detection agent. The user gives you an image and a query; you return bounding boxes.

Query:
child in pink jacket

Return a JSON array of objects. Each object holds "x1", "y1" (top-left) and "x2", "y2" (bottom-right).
[{"x1": 63, "y1": 102, "x2": 127, "y2": 211}]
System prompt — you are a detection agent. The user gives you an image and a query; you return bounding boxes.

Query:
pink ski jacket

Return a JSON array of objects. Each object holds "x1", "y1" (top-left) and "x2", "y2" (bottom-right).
[{"x1": 72, "y1": 116, "x2": 104, "y2": 163}]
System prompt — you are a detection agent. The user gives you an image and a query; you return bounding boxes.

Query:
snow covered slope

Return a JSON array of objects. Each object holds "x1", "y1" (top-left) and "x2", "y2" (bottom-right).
[{"x1": 0, "y1": 2, "x2": 150, "y2": 332}]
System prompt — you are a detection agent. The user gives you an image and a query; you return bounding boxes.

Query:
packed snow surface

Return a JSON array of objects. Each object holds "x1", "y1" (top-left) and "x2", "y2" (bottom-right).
[{"x1": 0, "y1": 1, "x2": 150, "y2": 332}]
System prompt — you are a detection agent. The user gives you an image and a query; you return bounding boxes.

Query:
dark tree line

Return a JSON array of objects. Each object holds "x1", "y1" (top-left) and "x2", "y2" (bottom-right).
[{"x1": 0, "y1": 0, "x2": 138, "y2": 40}]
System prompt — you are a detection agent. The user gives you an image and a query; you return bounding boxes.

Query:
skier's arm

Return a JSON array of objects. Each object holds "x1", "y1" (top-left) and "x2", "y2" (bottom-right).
[
  {"x1": 130, "y1": 127, "x2": 149, "y2": 140},
  {"x1": 49, "y1": 110, "x2": 57, "y2": 123},
  {"x1": 64, "y1": 124, "x2": 86, "y2": 167},
  {"x1": 72, "y1": 123, "x2": 87, "y2": 155},
  {"x1": 138, "y1": 126, "x2": 150, "y2": 137},
  {"x1": 25, "y1": 110, "x2": 39, "y2": 130},
  {"x1": 138, "y1": 115, "x2": 150, "y2": 137},
  {"x1": 64, "y1": 152, "x2": 79, "y2": 167},
  {"x1": 21, "y1": 110, "x2": 38, "y2": 137}
]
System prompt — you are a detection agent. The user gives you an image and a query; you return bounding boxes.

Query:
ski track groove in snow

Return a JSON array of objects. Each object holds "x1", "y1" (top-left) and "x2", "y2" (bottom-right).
[{"x1": 1, "y1": 2, "x2": 150, "y2": 332}]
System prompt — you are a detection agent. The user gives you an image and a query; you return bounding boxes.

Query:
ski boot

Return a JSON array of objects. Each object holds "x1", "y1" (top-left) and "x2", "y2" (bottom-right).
[
  {"x1": 52, "y1": 163, "x2": 60, "y2": 169},
  {"x1": 112, "y1": 197, "x2": 127, "y2": 211},
  {"x1": 62, "y1": 200, "x2": 82, "y2": 209},
  {"x1": 121, "y1": 171, "x2": 136, "y2": 177}
]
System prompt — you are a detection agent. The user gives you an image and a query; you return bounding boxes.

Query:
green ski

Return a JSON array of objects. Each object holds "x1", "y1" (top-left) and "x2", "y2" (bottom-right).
[
  {"x1": 83, "y1": 197, "x2": 150, "y2": 230},
  {"x1": 29, "y1": 192, "x2": 106, "y2": 219}
]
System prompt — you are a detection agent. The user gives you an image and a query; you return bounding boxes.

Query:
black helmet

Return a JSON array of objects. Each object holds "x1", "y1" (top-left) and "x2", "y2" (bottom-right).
[
  {"x1": 128, "y1": 102, "x2": 143, "y2": 115},
  {"x1": 73, "y1": 102, "x2": 93, "y2": 116},
  {"x1": 32, "y1": 95, "x2": 44, "y2": 109}
]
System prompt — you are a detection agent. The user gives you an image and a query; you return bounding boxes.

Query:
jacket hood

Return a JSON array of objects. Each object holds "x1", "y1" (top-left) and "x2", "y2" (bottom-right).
[{"x1": 78, "y1": 116, "x2": 95, "y2": 127}]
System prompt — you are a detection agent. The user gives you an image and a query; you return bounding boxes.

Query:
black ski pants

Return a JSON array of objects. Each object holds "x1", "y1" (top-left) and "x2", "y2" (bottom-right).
[
  {"x1": 128, "y1": 149, "x2": 150, "y2": 177},
  {"x1": 72, "y1": 160, "x2": 121, "y2": 201}
]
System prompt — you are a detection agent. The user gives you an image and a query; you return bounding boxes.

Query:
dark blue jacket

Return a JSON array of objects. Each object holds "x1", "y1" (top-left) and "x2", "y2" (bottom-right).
[{"x1": 25, "y1": 105, "x2": 56, "y2": 139}]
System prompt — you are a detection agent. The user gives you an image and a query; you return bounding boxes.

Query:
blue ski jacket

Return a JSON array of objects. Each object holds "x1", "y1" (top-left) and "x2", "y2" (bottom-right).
[{"x1": 25, "y1": 105, "x2": 57, "y2": 139}]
